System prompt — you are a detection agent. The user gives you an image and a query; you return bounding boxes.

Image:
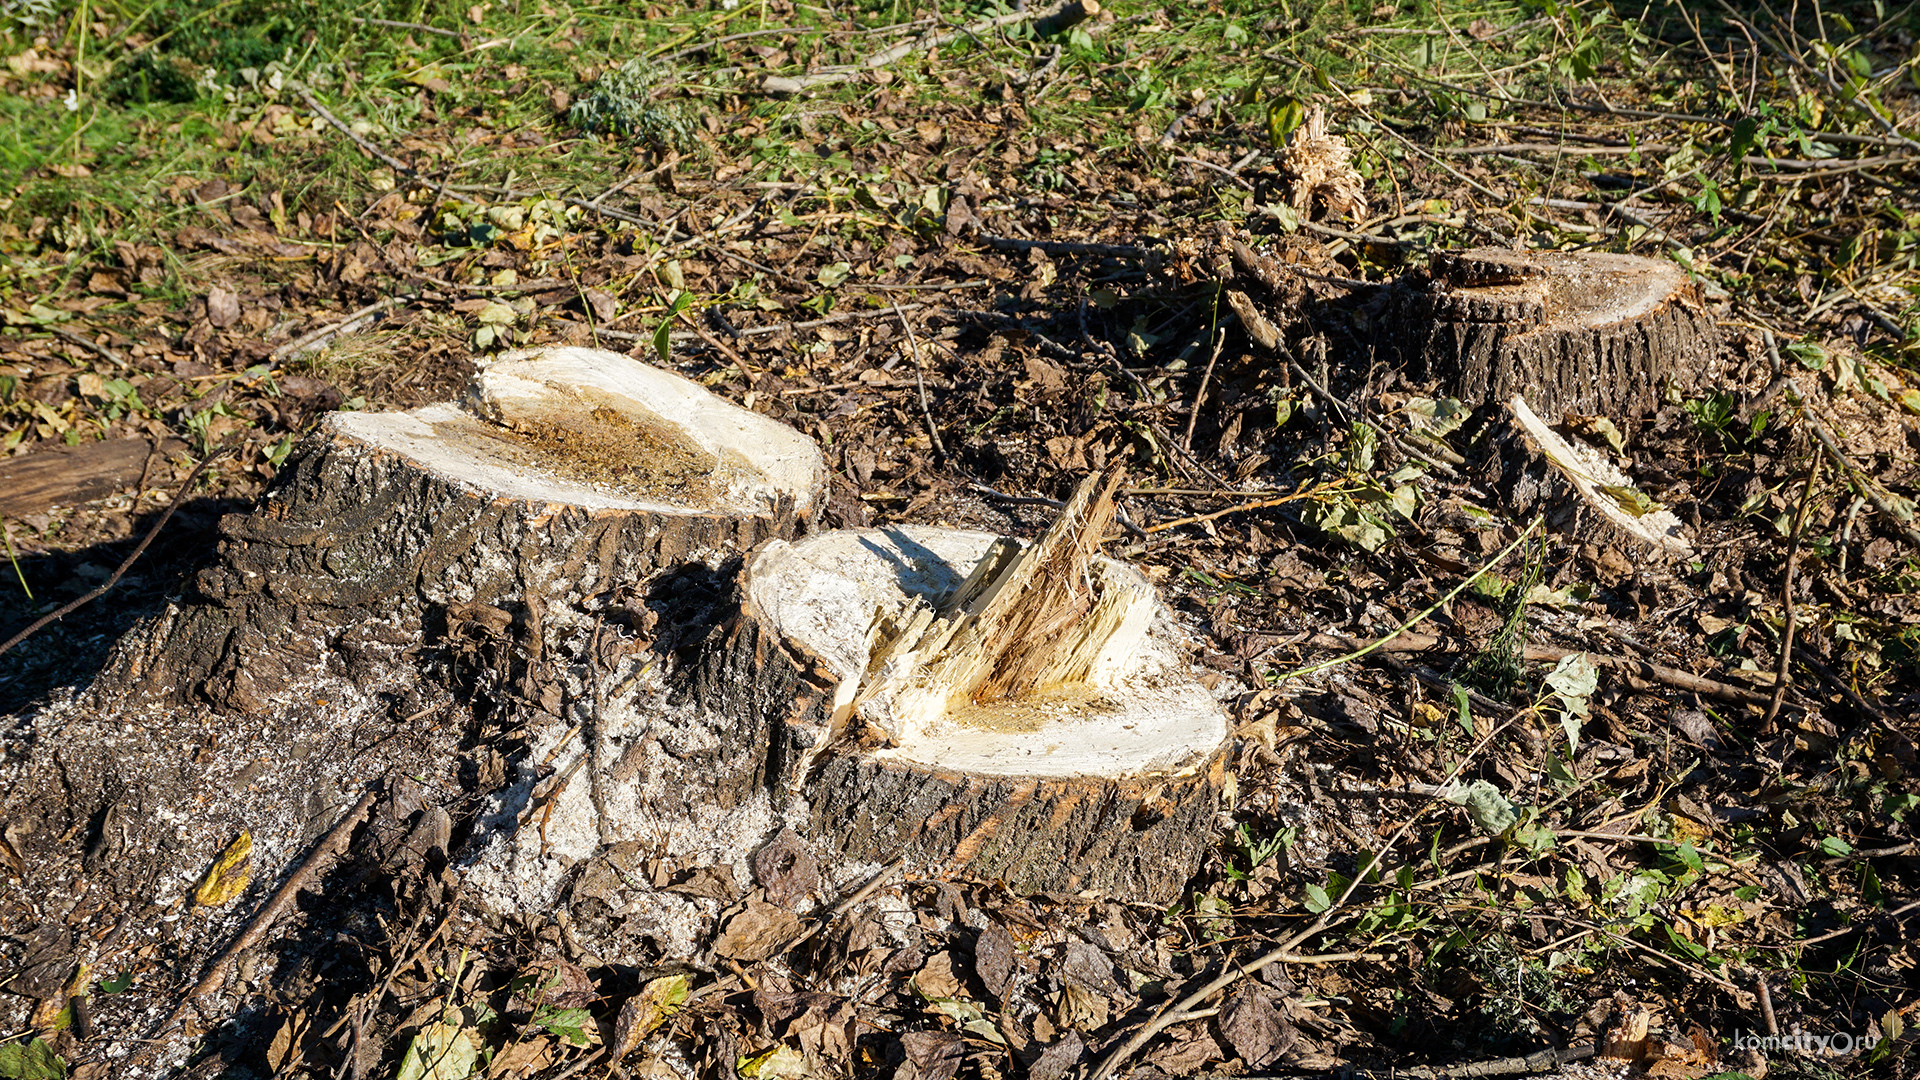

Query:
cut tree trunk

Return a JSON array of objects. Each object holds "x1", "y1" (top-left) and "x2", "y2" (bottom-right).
[
  {"x1": 0, "y1": 348, "x2": 829, "y2": 1026},
  {"x1": 686, "y1": 477, "x2": 1232, "y2": 903},
  {"x1": 1392, "y1": 248, "x2": 1719, "y2": 559},
  {"x1": 1403, "y1": 247, "x2": 1719, "y2": 422},
  {"x1": 96, "y1": 346, "x2": 826, "y2": 715}
]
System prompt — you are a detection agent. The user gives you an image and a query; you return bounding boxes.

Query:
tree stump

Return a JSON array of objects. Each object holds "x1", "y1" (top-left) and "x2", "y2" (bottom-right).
[
  {"x1": 690, "y1": 473, "x2": 1233, "y2": 903},
  {"x1": 1403, "y1": 247, "x2": 1719, "y2": 422},
  {"x1": 0, "y1": 348, "x2": 829, "y2": 1018},
  {"x1": 99, "y1": 346, "x2": 826, "y2": 715},
  {"x1": 1207, "y1": 239, "x2": 1721, "y2": 558}
]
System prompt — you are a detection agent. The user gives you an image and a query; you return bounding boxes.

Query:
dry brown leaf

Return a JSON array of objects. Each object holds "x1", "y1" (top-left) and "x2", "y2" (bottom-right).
[
  {"x1": 749, "y1": 828, "x2": 819, "y2": 909},
  {"x1": 713, "y1": 899, "x2": 800, "y2": 962},
  {"x1": 1218, "y1": 984, "x2": 1296, "y2": 1069},
  {"x1": 896, "y1": 1030, "x2": 964, "y2": 1080},
  {"x1": 206, "y1": 284, "x2": 241, "y2": 329},
  {"x1": 911, "y1": 950, "x2": 965, "y2": 1000},
  {"x1": 973, "y1": 923, "x2": 1016, "y2": 1000},
  {"x1": 1027, "y1": 1032, "x2": 1085, "y2": 1080}
]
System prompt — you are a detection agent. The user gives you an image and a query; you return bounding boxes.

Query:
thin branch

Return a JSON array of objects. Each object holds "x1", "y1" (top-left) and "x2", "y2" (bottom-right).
[
  {"x1": 148, "y1": 787, "x2": 380, "y2": 1039},
  {"x1": 349, "y1": 15, "x2": 464, "y2": 38},
  {"x1": 975, "y1": 233, "x2": 1162, "y2": 260},
  {"x1": 759, "y1": 0, "x2": 1099, "y2": 94},
  {"x1": 895, "y1": 302, "x2": 948, "y2": 460},
  {"x1": 1089, "y1": 708, "x2": 1529, "y2": 1080},
  {"x1": 1273, "y1": 520, "x2": 1541, "y2": 686},
  {"x1": 1764, "y1": 452, "x2": 1822, "y2": 727},
  {"x1": 270, "y1": 297, "x2": 411, "y2": 361},
  {"x1": 47, "y1": 324, "x2": 129, "y2": 370},
  {"x1": 0, "y1": 448, "x2": 230, "y2": 659}
]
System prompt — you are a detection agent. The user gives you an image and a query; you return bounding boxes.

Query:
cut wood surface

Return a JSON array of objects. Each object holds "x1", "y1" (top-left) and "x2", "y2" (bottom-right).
[
  {"x1": 0, "y1": 436, "x2": 187, "y2": 519},
  {"x1": 1405, "y1": 247, "x2": 1719, "y2": 421},
  {"x1": 697, "y1": 520, "x2": 1232, "y2": 902}
]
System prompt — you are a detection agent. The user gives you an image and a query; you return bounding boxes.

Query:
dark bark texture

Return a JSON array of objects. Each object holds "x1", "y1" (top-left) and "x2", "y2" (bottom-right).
[
  {"x1": 98, "y1": 420, "x2": 816, "y2": 715},
  {"x1": 1399, "y1": 247, "x2": 1720, "y2": 422}
]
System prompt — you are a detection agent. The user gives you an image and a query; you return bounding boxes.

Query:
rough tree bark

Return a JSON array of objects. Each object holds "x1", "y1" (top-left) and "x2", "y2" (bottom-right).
[{"x1": 1402, "y1": 247, "x2": 1720, "y2": 422}]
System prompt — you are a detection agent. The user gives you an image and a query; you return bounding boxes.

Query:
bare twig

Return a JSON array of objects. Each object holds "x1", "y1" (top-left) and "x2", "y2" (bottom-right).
[
  {"x1": 1143, "y1": 487, "x2": 1343, "y2": 534},
  {"x1": 1181, "y1": 319, "x2": 1226, "y2": 451},
  {"x1": 970, "y1": 482, "x2": 1148, "y2": 540},
  {"x1": 895, "y1": 303, "x2": 947, "y2": 460},
  {"x1": 1273, "y1": 520, "x2": 1541, "y2": 686},
  {"x1": 271, "y1": 297, "x2": 411, "y2": 361},
  {"x1": 296, "y1": 86, "x2": 414, "y2": 175},
  {"x1": 975, "y1": 233, "x2": 1161, "y2": 260},
  {"x1": 1764, "y1": 453, "x2": 1822, "y2": 727},
  {"x1": 681, "y1": 311, "x2": 763, "y2": 389},
  {"x1": 148, "y1": 787, "x2": 380, "y2": 1039},
  {"x1": 760, "y1": 0, "x2": 1099, "y2": 93},
  {"x1": 47, "y1": 324, "x2": 128, "y2": 370},
  {"x1": 349, "y1": 16, "x2": 464, "y2": 38},
  {"x1": 1089, "y1": 707, "x2": 1529, "y2": 1080},
  {"x1": 0, "y1": 447, "x2": 229, "y2": 659},
  {"x1": 1766, "y1": 334, "x2": 1920, "y2": 553}
]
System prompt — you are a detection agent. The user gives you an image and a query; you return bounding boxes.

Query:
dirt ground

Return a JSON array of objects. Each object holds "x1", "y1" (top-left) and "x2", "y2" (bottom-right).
[{"x1": 4, "y1": 1, "x2": 1920, "y2": 1078}]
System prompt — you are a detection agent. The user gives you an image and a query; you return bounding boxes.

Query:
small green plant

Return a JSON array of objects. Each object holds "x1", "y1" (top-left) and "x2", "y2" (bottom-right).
[
  {"x1": 1223, "y1": 823, "x2": 1292, "y2": 881},
  {"x1": 1458, "y1": 541, "x2": 1544, "y2": 700},
  {"x1": 183, "y1": 401, "x2": 239, "y2": 455},
  {"x1": 1684, "y1": 391, "x2": 1769, "y2": 450},
  {"x1": 568, "y1": 60, "x2": 697, "y2": 150},
  {"x1": 1309, "y1": 425, "x2": 1421, "y2": 552},
  {"x1": 1025, "y1": 148, "x2": 1076, "y2": 192},
  {"x1": 0, "y1": 1036, "x2": 65, "y2": 1080}
]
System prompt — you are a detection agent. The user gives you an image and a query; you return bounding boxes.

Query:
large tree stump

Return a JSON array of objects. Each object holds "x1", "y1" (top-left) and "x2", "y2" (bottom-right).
[
  {"x1": 0, "y1": 348, "x2": 828, "y2": 1033},
  {"x1": 98, "y1": 346, "x2": 825, "y2": 714},
  {"x1": 1403, "y1": 247, "x2": 1720, "y2": 422}
]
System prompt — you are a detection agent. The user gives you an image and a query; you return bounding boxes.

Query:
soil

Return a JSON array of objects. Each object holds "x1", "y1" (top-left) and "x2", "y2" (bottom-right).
[{"x1": 3, "y1": 8, "x2": 1919, "y2": 1080}]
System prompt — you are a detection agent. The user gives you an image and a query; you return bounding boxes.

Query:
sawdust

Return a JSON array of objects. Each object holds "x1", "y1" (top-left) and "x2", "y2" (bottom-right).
[{"x1": 476, "y1": 384, "x2": 723, "y2": 506}]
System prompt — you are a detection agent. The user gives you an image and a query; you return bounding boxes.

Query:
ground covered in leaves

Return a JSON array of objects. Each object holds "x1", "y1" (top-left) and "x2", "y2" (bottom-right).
[{"x1": 2, "y1": 0, "x2": 1919, "y2": 1078}]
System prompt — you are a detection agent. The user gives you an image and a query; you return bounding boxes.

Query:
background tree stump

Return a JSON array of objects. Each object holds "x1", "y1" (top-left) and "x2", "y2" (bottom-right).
[
  {"x1": 1404, "y1": 247, "x2": 1720, "y2": 422},
  {"x1": 1206, "y1": 240, "x2": 1721, "y2": 558}
]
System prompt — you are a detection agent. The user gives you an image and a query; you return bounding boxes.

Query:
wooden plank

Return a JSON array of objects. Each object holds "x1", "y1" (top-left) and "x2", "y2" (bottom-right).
[{"x1": 0, "y1": 437, "x2": 188, "y2": 519}]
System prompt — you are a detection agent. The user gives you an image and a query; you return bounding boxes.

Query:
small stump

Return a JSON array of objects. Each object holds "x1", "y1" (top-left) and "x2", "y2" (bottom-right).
[
  {"x1": 1404, "y1": 247, "x2": 1719, "y2": 421},
  {"x1": 1393, "y1": 248, "x2": 1721, "y2": 560},
  {"x1": 699, "y1": 474, "x2": 1232, "y2": 902}
]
